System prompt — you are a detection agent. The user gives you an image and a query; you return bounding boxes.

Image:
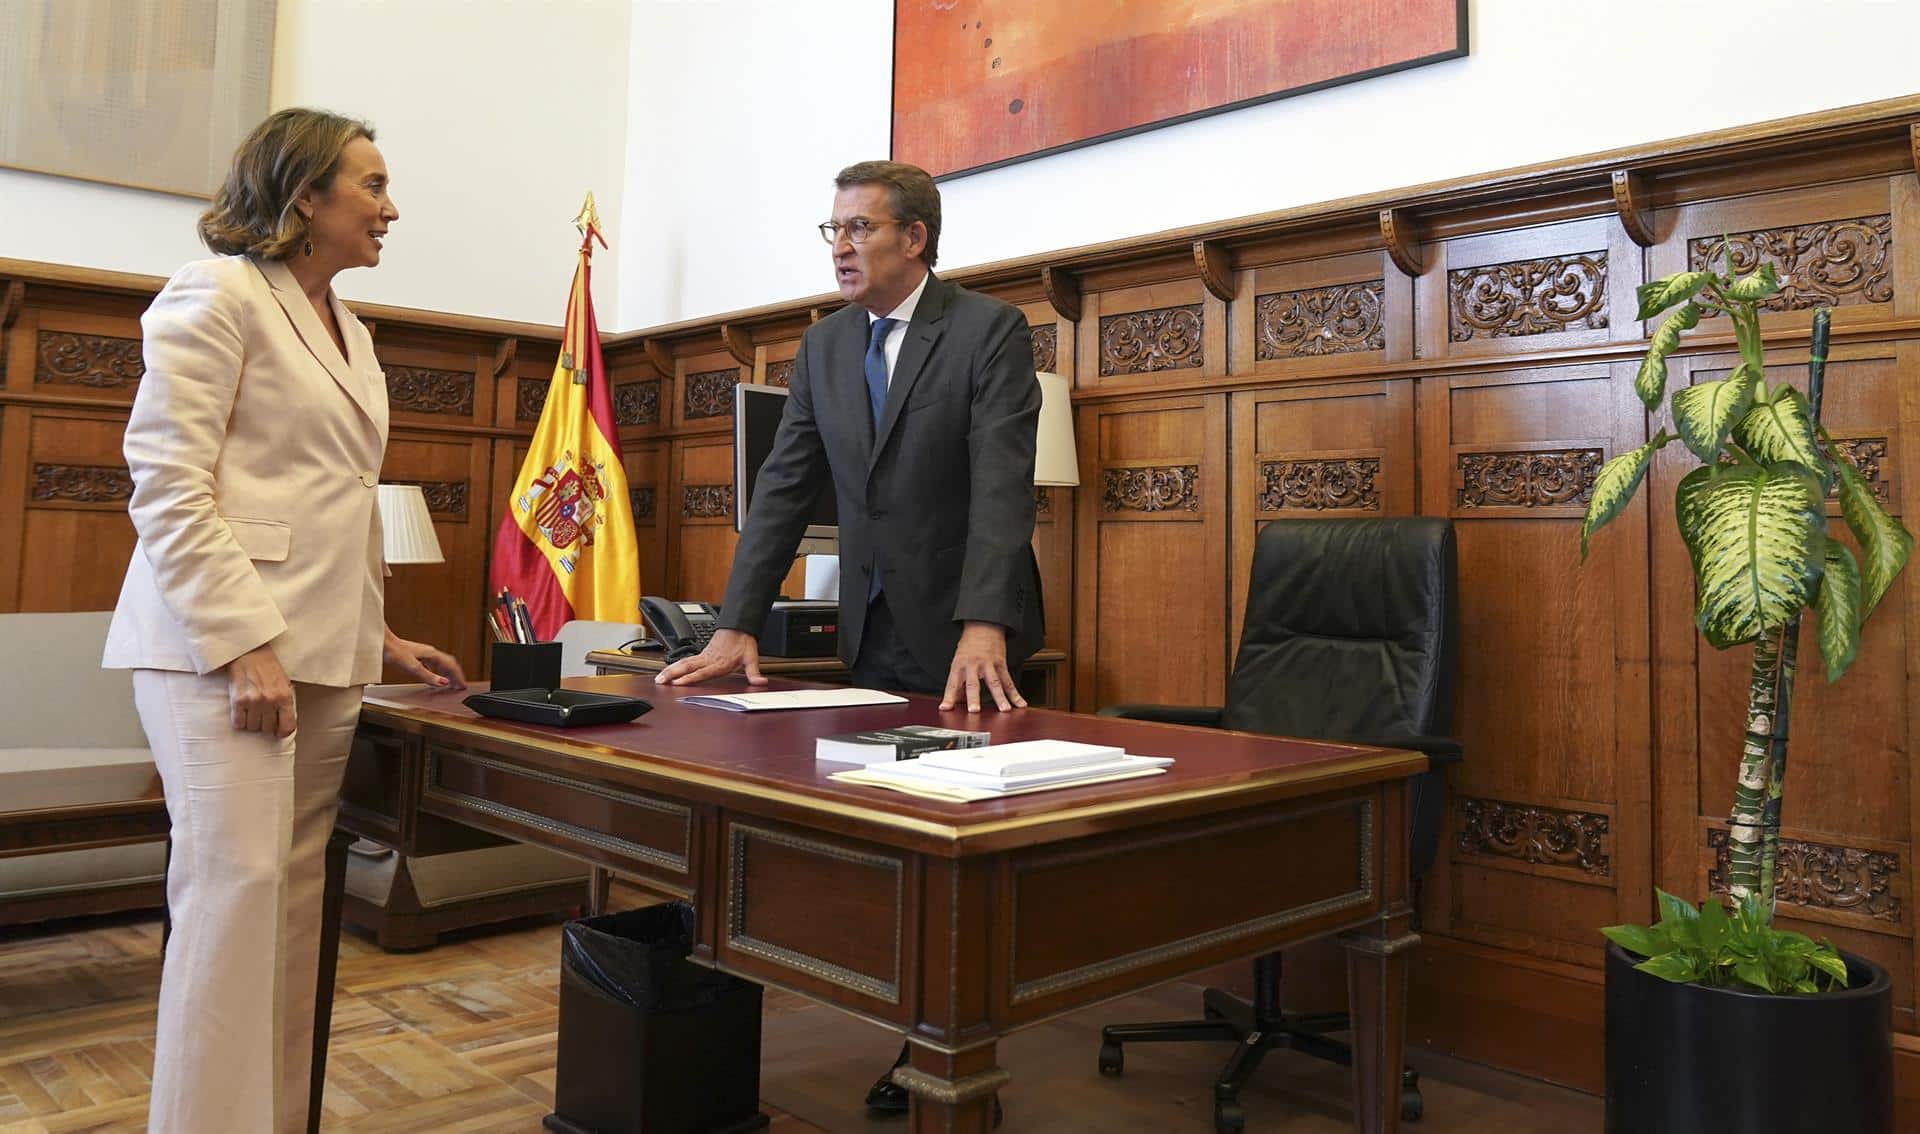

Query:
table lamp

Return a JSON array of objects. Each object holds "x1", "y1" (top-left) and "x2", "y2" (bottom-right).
[
  {"x1": 1034, "y1": 371, "x2": 1080, "y2": 487},
  {"x1": 376, "y1": 483, "x2": 445, "y2": 566}
]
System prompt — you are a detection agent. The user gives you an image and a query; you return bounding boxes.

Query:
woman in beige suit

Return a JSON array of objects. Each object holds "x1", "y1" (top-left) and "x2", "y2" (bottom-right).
[{"x1": 102, "y1": 108, "x2": 466, "y2": 1133}]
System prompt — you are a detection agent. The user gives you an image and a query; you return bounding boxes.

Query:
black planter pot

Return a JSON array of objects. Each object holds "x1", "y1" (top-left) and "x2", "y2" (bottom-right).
[{"x1": 1605, "y1": 941, "x2": 1892, "y2": 1134}]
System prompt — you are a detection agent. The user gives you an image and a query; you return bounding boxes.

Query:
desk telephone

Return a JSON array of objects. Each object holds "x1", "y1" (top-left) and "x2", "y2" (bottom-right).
[{"x1": 640, "y1": 595, "x2": 720, "y2": 662}]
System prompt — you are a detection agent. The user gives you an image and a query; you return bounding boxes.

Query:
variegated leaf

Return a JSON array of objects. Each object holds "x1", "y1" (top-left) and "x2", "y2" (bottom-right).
[
  {"x1": 1815, "y1": 543, "x2": 1862, "y2": 682},
  {"x1": 1582, "y1": 431, "x2": 1670, "y2": 557},
  {"x1": 1676, "y1": 463, "x2": 1825, "y2": 648},
  {"x1": 1636, "y1": 271, "x2": 1713, "y2": 321},
  {"x1": 1673, "y1": 362, "x2": 1759, "y2": 462},
  {"x1": 1735, "y1": 385, "x2": 1821, "y2": 471},
  {"x1": 1725, "y1": 262, "x2": 1783, "y2": 302},
  {"x1": 1834, "y1": 457, "x2": 1914, "y2": 617},
  {"x1": 1636, "y1": 304, "x2": 1700, "y2": 412}
]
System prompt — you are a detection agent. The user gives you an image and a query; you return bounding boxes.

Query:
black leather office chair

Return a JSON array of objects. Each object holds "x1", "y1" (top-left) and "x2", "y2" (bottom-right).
[{"x1": 1096, "y1": 517, "x2": 1459, "y2": 1134}]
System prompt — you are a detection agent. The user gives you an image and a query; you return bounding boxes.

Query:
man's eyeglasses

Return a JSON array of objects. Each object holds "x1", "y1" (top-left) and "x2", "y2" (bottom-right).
[{"x1": 818, "y1": 218, "x2": 906, "y2": 245}]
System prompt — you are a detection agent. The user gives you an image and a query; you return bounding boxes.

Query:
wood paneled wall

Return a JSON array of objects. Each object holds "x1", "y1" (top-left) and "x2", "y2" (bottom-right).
[{"x1": 5, "y1": 95, "x2": 1920, "y2": 1098}]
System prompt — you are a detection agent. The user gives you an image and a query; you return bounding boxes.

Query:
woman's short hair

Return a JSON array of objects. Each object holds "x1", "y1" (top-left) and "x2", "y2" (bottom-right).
[
  {"x1": 834, "y1": 160, "x2": 942, "y2": 267},
  {"x1": 198, "y1": 109, "x2": 374, "y2": 259}
]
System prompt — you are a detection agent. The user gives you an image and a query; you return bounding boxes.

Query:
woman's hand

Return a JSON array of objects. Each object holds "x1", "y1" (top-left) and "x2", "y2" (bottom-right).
[
  {"x1": 383, "y1": 628, "x2": 468, "y2": 690},
  {"x1": 227, "y1": 644, "x2": 297, "y2": 736}
]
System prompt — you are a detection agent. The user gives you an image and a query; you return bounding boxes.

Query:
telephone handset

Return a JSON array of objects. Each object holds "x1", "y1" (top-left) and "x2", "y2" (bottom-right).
[{"x1": 640, "y1": 595, "x2": 721, "y2": 662}]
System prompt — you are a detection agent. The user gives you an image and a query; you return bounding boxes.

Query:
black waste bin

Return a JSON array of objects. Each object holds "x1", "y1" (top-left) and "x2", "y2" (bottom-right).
[{"x1": 543, "y1": 902, "x2": 768, "y2": 1134}]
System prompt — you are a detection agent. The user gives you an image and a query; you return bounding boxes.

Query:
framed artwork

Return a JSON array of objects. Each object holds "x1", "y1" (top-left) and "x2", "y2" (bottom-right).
[
  {"x1": 893, "y1": 0, "x2": 1469, "y2": 180},
  {"x1": 0, "y1": 0, "x2": 277, "y2": 199}
]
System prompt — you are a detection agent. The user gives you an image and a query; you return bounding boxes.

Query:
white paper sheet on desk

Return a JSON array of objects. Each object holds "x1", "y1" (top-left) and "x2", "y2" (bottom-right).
[
  {"x1": 829, "y1": 764, "x2": 1167, "y2": 803},
  {"x1": 680, "y1": 688, "x2": 908, "y2": 712}
]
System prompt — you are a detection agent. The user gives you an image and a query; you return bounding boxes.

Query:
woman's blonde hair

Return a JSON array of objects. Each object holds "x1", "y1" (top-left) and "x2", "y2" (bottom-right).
[{"x1": 198, "y1": 108, "x2": 374, "y2": 259}]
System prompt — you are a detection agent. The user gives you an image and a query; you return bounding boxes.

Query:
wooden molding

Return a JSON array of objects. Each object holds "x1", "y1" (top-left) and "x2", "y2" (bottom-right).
[
  {"x1": 643, "y1": 338, "x2": 674, "y2": 378},
  {"x1": 809, "y1": 307, "x2": 824, "y2": 324},
  {"x1": 0, "y1": 279, "x2": 22, "y2": 329},
  {"x1": 362, "y1": 318, "x2": 378, "y2": 340},
  {"x1": 1041, "y1": 265, "x2": 1082, "y2": 323},
  {"x1": 1378, "y1": 209, "x2": 1424, "y2": 276},
  {"x1": 1911, "y1": 123, "x2": 1919, "y2": 179},
  {"x1": 1192, "y1": 240, "x2": 1235, "y2": 302},
  {"x1": 1610, "y1": 169, "x2": 1657, "y2": 247},
  {"x1": 719, "y1": 323, "x2": 754, "y2": 367},
  {"x1": 491, "y1": 336, "x2": 518, "y2": 378}
]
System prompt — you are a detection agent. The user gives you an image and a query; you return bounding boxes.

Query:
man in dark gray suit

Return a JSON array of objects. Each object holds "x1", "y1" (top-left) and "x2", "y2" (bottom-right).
[{"x1": 658, "y1": 159, "x2": 1044, "y2": 714}]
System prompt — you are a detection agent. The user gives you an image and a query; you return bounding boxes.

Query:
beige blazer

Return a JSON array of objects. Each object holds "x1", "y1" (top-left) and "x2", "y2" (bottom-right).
[{"x1": 103, "y1": 256, "x2": 390, "y2": 687}]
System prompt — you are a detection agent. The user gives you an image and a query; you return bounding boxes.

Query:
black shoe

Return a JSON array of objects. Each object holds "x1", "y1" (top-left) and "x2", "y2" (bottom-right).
[{"x1": 865, "y1": 1044, "x2": 911, "y2": 1115}]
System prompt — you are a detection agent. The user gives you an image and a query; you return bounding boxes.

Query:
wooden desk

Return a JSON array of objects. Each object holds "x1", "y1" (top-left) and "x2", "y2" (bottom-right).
[
  {"x1": 587, "y1": 645, "x2": 1070, "y2": 710},
  {"x1": 326, "y1": 675, "x2": 1424, "y2": 1133}
]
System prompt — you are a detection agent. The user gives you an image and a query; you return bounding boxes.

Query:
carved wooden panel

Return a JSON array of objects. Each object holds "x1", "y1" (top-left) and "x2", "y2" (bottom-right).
[
  {"x1": 385, "y1": 365, "x2": 474, "y2": 417},
  {"x1": 614, "y1": 379, "x2": 661, "y2": 426},
  {"x1": 764, "y1": 360, "x2": 795, "y2": 388},
  {"x1": 1455, "y1": 446, "x2": 1605, "y2": 512},
  {"x1": 1034, "y1": 486, "x2": 1053, "y2": 518},
  {"x1": 1098, "y1": 305, "x2": 1203, "y2": 376},
  {"x1": 629, "y1": 484, "x2": 657, "y2": 525},
  {"x1": 1447, "y1": 253, "x2": 1609, "y2": 341},
  {"x1": 667, "y1": 437, "x2": 741, "y2": 601},
  {"x1": 30, "y1": 463, "x2": 132, "y2": 506},
  {"x1": 1256, "y1": 455, "x2": 1381, "y2": 513},
  {"x1": 1707, "y1": 828, "x2": 1902, "y2": 928},
  {"x1": 682, "y1": 484, "x2": 733, "y2": 520},
  {"x1": 1687, "y1": 214, "x2": 1893, "y2": 312},
  {"x1": 390, "y1": 479, "x2": 468, "y2": 519},
  {"x1": 35, "y1": 332, "x2": 143, "y2": 388},
  {"x1": 1030, "y1": 325, "x2": 1058, "y2": 373},
  {"x1": 516, "y1": 378, "x2": 548, "y2": 423},
  {"x1": 1100, "y1": 465, "x2": 1199, "y2": 515},
  {"x1": 684, "y1": 368, "x2": 741, "y2": 420},
  {"x1": 1829, "y1": 435, "x2": 1892, "y2": 507},
  {"x1": 1456, "y1": 797, "x2": 1612, "y2": 878},
  {"x1": 1253, "y1": 281, "x2": 1385, "y2": 359}
]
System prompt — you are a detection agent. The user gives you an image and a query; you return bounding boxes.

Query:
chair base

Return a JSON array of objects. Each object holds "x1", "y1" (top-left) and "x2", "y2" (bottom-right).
[{"x1": 1099, "y1": 982, "x2": 1422, "y2": 1133}]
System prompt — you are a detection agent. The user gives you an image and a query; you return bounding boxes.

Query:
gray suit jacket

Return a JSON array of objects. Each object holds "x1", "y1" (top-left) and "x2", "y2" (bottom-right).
[{"x1": 719, "y1": 273, "x2": 1044, "y2": 677}]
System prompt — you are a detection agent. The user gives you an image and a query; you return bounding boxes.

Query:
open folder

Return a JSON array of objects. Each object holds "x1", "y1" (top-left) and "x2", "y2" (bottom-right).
[{"x1": 680, "y1": 688, "x2": 908, "y2": 712}]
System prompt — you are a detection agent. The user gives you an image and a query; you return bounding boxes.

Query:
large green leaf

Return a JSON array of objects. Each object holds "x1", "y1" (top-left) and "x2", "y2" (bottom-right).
[
  {"x1": 1635, "y1": 304, "x2": 1700, "y2": 412},
  {"x1": 1735, "y1": 385, "x2": 1821, "y2": 471},
  {"x1": 1834, "y1": 457, "x2": 1915, "y2": 617},
  {"x1": 1672, "y1": 362, "x2": 1759, "y2": 462},
  {"x1": 1676, "y1": 463, "x2": 1825, "y2": 647},
  {"x1": 1815, "y1": 543, "x2": 1862, "y2": 682},
  {"x1": 1725, "y1": 262, "x2": 1783, "y2": 302},
  {"x1": 1600, "y1": 923, "x2": 1666, "y2": 958},
  {"x1": 1636, "y1": 271, "x2": 1713, "y2": 320},
  {"x1": 1581, "y1": 430, "x2": 1671, "y2": 558}
]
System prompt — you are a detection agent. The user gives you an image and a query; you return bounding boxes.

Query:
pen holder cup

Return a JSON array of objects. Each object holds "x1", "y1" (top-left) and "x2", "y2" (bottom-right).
[{"x1": 491, "y1": 641, "x2": 562, "y2": 691}]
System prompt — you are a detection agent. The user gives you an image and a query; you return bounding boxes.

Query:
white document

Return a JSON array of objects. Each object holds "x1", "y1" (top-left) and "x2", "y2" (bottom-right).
[
  {"x1": 830, "y1": 763, "x2": 1170, "y2": 803},
  {"x1": 914, "y1": 739, "x2": 1125, "y2": 778},
  {"x1": 869, "y1": 753, "x2": 1173, "y2": 792},
  {"x1": 680, "y1": 688, "x2": 908, "y2": 712}
]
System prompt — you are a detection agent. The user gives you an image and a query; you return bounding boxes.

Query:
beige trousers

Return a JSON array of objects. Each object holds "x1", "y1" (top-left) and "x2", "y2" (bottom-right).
[{"x1": 134, "y1": 668, "x2": 362, "y2": 1134}]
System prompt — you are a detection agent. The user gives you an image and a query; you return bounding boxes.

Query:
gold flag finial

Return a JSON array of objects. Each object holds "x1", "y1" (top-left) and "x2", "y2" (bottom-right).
[{"x1": 573, "y1": 192, "x2": 608, "y2": 249}]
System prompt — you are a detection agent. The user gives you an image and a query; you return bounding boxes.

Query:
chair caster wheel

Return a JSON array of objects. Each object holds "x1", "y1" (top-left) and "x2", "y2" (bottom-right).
[
  {"x1": 1213, "y1": 1100, "x2": 1245, "y2": 1134},
  {"x1": 1097, "y1": 1040, "x2": 1124, "y2": 1075},
  {"x1": 1401, "y1": 1067, "x2": 1423, "y2": 1122}
]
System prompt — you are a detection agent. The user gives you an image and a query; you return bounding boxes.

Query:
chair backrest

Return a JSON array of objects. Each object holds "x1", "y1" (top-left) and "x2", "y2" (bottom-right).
[
  {"x1": 1, "y1": 611, "x2": 148, "y2": 749},
  {"x1": 553, "y1": 620, "x2": 646, "y2": 678},
  {"x1": 1222, "y1": 518, "x2": 1457, "y2": 742}
]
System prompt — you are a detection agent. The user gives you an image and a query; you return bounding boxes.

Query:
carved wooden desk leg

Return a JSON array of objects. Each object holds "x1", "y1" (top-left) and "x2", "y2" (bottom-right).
[
  {"x1": 308, "y1": 827, "x2": 354, "y2": 1134},
  {"x1": 897, "y1": 1041, "x2": 1008, "y2": 1134},
  {"x1": 1339, "y1": 914, "x2": 1419, "y2": 1134}
]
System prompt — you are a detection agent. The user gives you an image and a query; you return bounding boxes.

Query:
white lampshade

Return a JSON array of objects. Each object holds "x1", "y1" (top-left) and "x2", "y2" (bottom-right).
[
  {"x1": 1034, "y1": 371, "x2": 1080, "y2": 487},
  {"x1": 376, "y1": 483, "x2": 444, "y2": 565}
]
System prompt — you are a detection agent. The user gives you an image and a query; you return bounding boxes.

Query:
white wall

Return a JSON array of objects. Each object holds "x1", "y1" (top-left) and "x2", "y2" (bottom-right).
[
  {"x1": 0, "y1": 0, "x2": 631, "y2": 326},
  {"x1": 621, "y1": 0, "x2": 1920, "y2": 329}
]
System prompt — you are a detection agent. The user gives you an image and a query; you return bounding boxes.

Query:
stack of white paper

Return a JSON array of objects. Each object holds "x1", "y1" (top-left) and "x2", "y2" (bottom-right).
[{"x1": 830, "y1": 738, "x2": 1172, "y2": 802}]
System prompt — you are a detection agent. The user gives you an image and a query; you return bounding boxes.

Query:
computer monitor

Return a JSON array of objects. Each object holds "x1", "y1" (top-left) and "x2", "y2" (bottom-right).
[{"x1": 733, "y1": 383, "x2": 836, "y2": 556}]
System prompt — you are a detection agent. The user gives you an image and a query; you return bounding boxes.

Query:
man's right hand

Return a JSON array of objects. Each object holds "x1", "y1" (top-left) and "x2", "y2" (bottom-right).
[
  {"x1": 655, "y1": 628, "x2": 767, "y2": 687},
  {"x1": 227, "y1": 643, "x2": 296, "y2": 737}
]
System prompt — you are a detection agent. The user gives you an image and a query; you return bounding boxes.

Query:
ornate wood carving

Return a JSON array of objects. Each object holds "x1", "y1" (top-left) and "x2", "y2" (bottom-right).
[
  {"x1": 1457, "y1": 448, "x2": 1604, "y2": 508},
  {"x1": 516, "y1": 378, "x2": 548, "y2": 422},
  {"x1": 36, "y1": 331, "x2": 144, "y2": 388},
  {"x1": 1258, "y1": 457, "x2": 1381, "y2": 512},
  {"x1": 390, "y1": 479, "x2": 467, "y2": 518},
  {"x1": 684, "y1": 367, "x2": 741, "y2": 419},
  {"x1": 1030, "y1": 325, "x2": 1057, "y2": 374},
  {"x1": 0, "y1": 279, "x2": 23, "y2": 329},
  {"x1": 1610, "y1": 169, "x2": 1656, "y2": 247},
  {"x1": 1456, "y1": 797, "x2": 1611, "y2": 877},
  {"x1": 1098, "y1": 305, "x2": 1203, "y2": 375},
  {"x1": 1379, "y1": 208, "x2": 1424, "y2": 276},
  {"x1": 719, "y1": 323, "x2": 755, "y2": 367},
  {"x1": 1687, "y1": 214, "x2": 1893, "y2": 311},
  {"x1": 1034, "y1": 486, "x2": 1052, "y2": 517},
  {"x1": 1253, "y1": 281, "x2": 1386, "y2": 359},
  {"x1": 765, "y1": 359, "x2": 796, "y2": 388},
  {"x1": 491, "y1": 336, "x2": 517, "y2": 378},
  {"x1": 1101, "y1": 465, "x2": 1199, "y2": 513},
  {"x1": 31, "y1": 463, "x2": 133, "y2": 504},
  {"x1": 1447, "y1": 252, "x2": 1609, "y2": 341},
  {"x1": 614, "y1": 379, "x2": 661, "y2": 426},
  {"x1": 1829, "y1": 437, "x2": 1891, "y2": 505},
  {"x1": 682, "y1": 484, "x2": 734, "y2": 519},
  {"x1": 1041, "y1": 265, "x2": 1082, "y2": 323},
  {"x1": 1911, "y1": 123, "x2": 1919, "y2": 180},
  {"x1": 384, "y1": 365, "x2": 474, "y2": 417},
  {"x1": 642, "y1": 339, "x2": 674, "y2": 378},
  {"x1": 1707, "y1": 829, "x2": 1900, "y2": 923},
  {"x1": 1193, "y1": 240, "x2": 1235, "y2": 301},
  {"x1": 629, "y1": 484, "x2": 657, "y2": 524}
]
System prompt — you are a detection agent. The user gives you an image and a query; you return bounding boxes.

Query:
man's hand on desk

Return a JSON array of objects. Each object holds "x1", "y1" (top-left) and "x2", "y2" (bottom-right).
[
  {"x1": 942, "y1": 620, "x2": 1026, "y2": 713},
  {"x1": 655, "y1": 628, "x2": 766, "y2": 687}
]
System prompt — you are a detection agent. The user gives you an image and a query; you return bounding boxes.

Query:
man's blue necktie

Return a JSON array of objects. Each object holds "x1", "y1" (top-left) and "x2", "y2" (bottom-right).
[{"x1": 865, "y1": 317, "x2": 897, "y2": 430}]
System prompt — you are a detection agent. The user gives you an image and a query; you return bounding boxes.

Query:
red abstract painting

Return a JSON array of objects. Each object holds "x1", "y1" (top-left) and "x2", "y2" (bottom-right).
[{"x1": 893, "y1": 0, "x2": 1468, "y2": 179}]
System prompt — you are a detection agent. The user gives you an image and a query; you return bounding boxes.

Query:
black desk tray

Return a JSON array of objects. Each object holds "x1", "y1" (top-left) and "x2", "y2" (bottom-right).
[{"x1": 464, "y1": 688, "x2": 652, "y2": 728}]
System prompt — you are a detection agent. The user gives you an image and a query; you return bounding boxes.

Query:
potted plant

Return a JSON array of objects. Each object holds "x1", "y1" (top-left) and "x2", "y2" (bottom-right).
[{"x1": 1581, "y1": 261, "x2": 1913, "y2": 1134}]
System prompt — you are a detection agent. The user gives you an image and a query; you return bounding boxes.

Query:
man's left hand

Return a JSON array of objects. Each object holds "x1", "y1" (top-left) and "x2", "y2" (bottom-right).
[
  {"x1": 384, "y1": 628, "x2": 469, "y2": 690},
  {"x1": 941, "y1": 621, "x2": 1026, "y2": 712}
]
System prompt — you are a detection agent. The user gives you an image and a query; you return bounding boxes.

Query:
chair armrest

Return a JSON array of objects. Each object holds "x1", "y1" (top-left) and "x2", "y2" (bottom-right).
[
  {"x1": 1334, "y1": 733, "x2": 1463, "y2": 767},
  {"x1": 1096, "y1": 704, "x2": 1225, "y2": 728}
]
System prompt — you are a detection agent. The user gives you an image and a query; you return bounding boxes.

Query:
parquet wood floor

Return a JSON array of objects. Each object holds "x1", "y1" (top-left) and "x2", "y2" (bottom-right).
[{"x1": 0, "y1": 885, "x2": 1601, "y2": 1132}]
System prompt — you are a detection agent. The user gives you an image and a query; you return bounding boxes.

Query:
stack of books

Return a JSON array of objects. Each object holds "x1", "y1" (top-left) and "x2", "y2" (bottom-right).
[
  {"x1": 815, "y1": 725, "x2": 992, "y2": 767},
  {"x1": 827, "y1": 738, "x2": 1173, "y2": 802}
]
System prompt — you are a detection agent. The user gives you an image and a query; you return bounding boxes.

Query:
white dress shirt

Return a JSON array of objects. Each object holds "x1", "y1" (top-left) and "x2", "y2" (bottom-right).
[{"x1": 869, "y1": 269, "x2": 930, "y2": 386}]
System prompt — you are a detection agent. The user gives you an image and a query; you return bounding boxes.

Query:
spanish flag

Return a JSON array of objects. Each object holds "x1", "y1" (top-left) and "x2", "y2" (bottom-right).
[{"x1": 488, "y1": 194, "x2": 640, "y2": 640}]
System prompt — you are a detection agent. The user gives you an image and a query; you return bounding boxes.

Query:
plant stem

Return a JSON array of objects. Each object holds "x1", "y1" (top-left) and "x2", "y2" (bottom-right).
[
  {"x1": 1754, "y1": 623, "x2": 1799, "y2": 922},
  {"x1": 1728, "y1": 631, "x2": 1781, "y2": 907}
]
